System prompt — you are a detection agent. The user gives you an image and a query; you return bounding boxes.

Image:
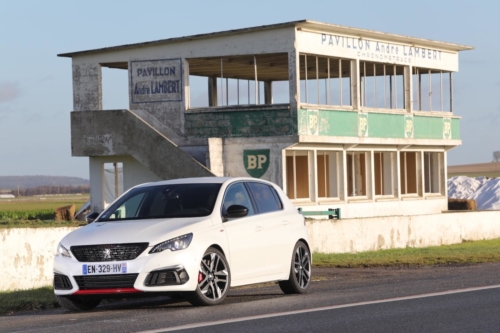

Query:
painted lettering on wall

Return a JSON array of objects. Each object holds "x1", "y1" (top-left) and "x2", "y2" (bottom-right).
[
  {"x1": 321, "y1": 34, "x2": 442, "y2": 64},
  {"x1": 243, "y1": 149, "x2": 270, "y2": 178},
  {"x1": 130, "y1": 58, "x2": 182, "y2": 103}
]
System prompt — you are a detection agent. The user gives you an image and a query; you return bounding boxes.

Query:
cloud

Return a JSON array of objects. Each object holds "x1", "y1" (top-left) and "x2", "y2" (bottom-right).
[{"x1": 0, "y1": 81, "x2": 21, "y2": 104}]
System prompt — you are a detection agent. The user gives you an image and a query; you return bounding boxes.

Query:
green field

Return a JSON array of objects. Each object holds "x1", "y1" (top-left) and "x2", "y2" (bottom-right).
[{"x1": 0, "y1": 196, "x2": 89, "y2": 212}]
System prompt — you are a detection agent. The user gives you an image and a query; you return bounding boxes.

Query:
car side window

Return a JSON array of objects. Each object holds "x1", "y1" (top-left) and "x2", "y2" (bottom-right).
[
  {"x1": 222, "y1": 183, "x2": 254, "y2": 216},
  {"x1": 246, "y1": 182, "x2": 282, "y2": 214}
]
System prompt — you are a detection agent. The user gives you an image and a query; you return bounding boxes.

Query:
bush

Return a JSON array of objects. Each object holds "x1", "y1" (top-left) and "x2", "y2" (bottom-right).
[{"x1": 448, "y1": 199, "x2": 477, "y2": 211}]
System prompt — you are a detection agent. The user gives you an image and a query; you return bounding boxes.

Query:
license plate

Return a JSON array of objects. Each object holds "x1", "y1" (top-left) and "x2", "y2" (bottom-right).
[{"x1": 82, "y1": 263, "x2": 127, "y2": 275}]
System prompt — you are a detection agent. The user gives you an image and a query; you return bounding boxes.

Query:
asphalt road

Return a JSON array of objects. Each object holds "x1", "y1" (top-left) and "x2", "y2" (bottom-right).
[{"x1": 2, "y1": 263, "x2": 500, "y2": 333}]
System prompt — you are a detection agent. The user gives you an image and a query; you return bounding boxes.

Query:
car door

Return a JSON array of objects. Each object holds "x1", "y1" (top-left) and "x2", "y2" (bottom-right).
[
  {"x1": 221, "y1": 182, "x2": 268, "y2": 284},
  {"x1": 245, "y1": 182, "x2": 292, "y2": 276}
]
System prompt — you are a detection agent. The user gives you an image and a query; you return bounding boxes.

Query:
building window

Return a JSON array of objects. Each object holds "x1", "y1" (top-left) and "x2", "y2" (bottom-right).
[
  {"x1": 346, "y1": 152, "x2": 368, "y2": 197},
  {"x1": 316, "y1": 151, "x2": 341, "y2": 199},
  {"x1": 424, "y1": 152, "x2": 443, "y2": 194},
  {"x1": 299, "y1": 54, "x2": 352, "y2": 106},
  {"x1": 400, "y1": 152, "x2": 419, "y2": 195},
  {"x1": 413, "y1": 68, "x2": 452, "y2": 112},
  {"x1": 187, "y1": 53, "x2": 289, "y2": 108},
  {"x1": 374, "y1": 151, "x2": 396, "y2": 196},
  {"x1": 286, "y1": 151, "x2": 311, "y2": 200},
  {"x1": 360, "y1": 61, "x2": 405, "y2": 110}
]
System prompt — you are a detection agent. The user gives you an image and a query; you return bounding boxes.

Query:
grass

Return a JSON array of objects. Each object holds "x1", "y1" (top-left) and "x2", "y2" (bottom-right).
[
  {"x1": 313, "y1": 238, "x2": 500, "y2": 268},
  {"x1": 0, "y1": 219, "x2": 83, "y2": 229},
  {"x1": 0, "y1": 287, "x2": 59, "y2": 315},
  {"x1": 0, "y1": 198, "x2": 89, "y2": 212}
]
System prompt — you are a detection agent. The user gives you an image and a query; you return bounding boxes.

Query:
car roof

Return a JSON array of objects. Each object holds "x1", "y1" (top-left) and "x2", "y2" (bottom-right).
[{"x1": 134, "y1": 177, "x2": 276, "y2": 188}]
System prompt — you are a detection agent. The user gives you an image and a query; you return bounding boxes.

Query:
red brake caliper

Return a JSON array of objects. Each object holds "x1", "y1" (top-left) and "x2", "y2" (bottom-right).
[{"x1": 198, "y1": 272, "x2": 204, "y2": 283}]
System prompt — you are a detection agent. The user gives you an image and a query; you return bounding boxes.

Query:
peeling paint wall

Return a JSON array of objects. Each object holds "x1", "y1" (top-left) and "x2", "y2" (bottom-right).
[
  {"x1": 72, "y1": 61, "x2": 102, "y2": 111},
  {"x1": 0, "y1": 227, "x2": 77, "y2": 291},
  {"x1": 307, "y1": 211, "x2": 500, "y2": 254}
]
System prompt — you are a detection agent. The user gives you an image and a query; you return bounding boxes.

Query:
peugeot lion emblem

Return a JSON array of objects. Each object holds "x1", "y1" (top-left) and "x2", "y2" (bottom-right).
[{"x1": 103, "y1": 249, "x2": 111, "y2": 259}]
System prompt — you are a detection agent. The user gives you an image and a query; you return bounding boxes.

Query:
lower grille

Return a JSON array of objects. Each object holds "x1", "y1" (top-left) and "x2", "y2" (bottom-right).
[
  {"x1": 54, "y1": 274, "x2": 72, "y2": 290},
  {"x1": 145, "y1": 268, "x2": 189, "y2": 286},
  {"x1": 74, "y1": 274, "x2": 138, "y2": 290},
  {"x1": 70, "y1": 243, "x2": 149, "y2": 262}
]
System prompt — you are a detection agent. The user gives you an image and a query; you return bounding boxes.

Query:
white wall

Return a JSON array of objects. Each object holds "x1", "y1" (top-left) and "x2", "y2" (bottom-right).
[
  {"x1": 2, "y1": 211, "x2": 500, "y2": 291},
  {"x1": 307, "y1": 211, "x2": 500, "y2": 253},
  {"x1": 0, "y1": 227, "x2": 78, "y2": 291}
]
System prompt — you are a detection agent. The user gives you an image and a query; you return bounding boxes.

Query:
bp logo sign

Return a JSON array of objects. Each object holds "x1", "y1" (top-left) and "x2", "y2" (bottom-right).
[{"x1": 243, "y1": 149, "x2": 270, "y2": 178}]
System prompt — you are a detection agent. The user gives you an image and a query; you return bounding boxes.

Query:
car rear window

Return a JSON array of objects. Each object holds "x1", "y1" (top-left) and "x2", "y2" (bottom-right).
[{"x1": 246, "y1": 182, "x2": 282, "y2": 214}]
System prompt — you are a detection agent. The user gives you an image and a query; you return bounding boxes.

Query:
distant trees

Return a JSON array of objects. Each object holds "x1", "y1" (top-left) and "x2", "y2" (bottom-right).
[
  {"x1": 13, "y1": 185, "x2": 90, "y2": 197},
  {"x1": 494, "y1": 151, "x2": 500, "y2": 162}
]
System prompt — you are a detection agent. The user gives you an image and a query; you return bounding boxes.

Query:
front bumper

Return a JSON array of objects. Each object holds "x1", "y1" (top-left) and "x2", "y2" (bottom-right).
[{"x1": 53, "y1": 248, "x2": 200, "y2": 296}]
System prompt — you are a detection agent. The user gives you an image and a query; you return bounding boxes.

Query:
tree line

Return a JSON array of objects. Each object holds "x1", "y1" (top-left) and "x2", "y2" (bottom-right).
[{"x1": 5, "y1": 185, "x2": 90, "y2": 197}]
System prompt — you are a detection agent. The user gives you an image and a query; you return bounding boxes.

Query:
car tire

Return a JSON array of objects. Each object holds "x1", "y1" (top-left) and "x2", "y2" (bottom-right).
[
  {"x1": 187, "y1": 247, "x2": 231, "y2": 306},
  {"x1": 56, "y1": 296, "x2": 101, "y2": 311},
  {"x1": 279, "y1": 241, "x2": 312, "y2": 294}
]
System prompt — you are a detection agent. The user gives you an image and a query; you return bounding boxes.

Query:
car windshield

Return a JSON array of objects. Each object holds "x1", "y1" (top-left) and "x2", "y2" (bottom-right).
[{"x1": 98, "y1": 183, "x2": 222, "y2": 222}]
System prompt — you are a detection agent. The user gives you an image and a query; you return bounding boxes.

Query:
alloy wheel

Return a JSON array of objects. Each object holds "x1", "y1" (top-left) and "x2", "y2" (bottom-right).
[
  {"x1": 198, "y1": 252, "x2": 229, "y2": 301},
  {"x1": 294, "y1": 245, "x2": 311, "y2": 289}
]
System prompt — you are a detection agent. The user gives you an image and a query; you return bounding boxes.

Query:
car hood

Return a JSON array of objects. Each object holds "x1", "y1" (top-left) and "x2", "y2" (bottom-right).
[{"x1": 61, "y1": 217, "x2": 213, "y2": 247}]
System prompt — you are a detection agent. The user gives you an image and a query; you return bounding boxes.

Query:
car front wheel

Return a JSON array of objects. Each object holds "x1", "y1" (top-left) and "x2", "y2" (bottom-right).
[
  {"x1": 279, "y1": 241, "x2": 311, "y2": 294},
  {"x1": 187, "y1": 247, "x2": 231, "y2": 306}
]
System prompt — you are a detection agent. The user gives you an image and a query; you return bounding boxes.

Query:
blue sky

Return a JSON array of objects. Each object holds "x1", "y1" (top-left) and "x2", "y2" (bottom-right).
[{"x1": 0, "y1": 0, "x2": 497, "y2": 178}]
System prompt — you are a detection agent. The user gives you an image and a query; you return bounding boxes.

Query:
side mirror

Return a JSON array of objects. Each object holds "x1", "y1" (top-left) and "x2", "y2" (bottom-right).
[
  {"x1": 86, "y1": 212, "x2": 100, "y2": 224},
  {"x1": 225, "y1": 205, "x2": 249, "y2": 219}
]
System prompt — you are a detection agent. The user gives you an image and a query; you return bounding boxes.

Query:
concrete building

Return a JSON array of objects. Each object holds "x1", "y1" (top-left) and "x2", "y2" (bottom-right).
[{"x1": 59, "y1": 20, "x2": 472, "y2": 218}]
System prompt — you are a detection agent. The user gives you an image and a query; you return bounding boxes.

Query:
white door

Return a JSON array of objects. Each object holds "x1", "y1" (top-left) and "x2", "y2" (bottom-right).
[{"x1": 221, "y1": 182, "x2": 268, "y2": 284}]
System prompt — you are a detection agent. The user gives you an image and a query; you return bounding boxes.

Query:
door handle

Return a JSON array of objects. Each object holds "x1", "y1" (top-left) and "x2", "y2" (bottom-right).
[
  {"x1": 282, "y1": 220, "x2": 289, "y2": 225},
  {"x1": 255, "y1": 225, "x2": 262, "y2": 232}
]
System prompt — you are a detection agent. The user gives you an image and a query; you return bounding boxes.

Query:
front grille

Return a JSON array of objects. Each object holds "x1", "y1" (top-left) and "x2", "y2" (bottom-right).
[
  {"x1": 70, "y1": 243, "x2": 149, "y2": 262},
  {"x1": 74, "y1": 274, "x2": 139, "y2": 290},
  {"x1": 54, "y1": 274, "x2": 73, "y2": 290}
]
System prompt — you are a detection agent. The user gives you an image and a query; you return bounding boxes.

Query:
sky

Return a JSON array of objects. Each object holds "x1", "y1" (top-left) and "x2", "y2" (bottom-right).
[{"x1": 0, "y1": 0, "x2": 498, "y2": 179}]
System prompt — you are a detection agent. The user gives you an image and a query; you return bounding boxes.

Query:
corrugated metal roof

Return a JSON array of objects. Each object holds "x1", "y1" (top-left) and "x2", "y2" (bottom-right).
[{"x1": 57, "y1": 19, "x2": 473, "y2": 58}]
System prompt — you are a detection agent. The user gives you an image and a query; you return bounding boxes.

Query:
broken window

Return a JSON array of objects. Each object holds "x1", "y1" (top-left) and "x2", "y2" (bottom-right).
[
  {"x1": 286, "y1": 150, "x2": 311, "y2": 200},
  {"x1": 400, "y1": 152, "x2": 419, "y2": 195},
  {"x1": 346, "y1": 152, "x2": 368, "y2": 197},
  {"x1": 299, "y1": 54, "x2": 351, "y2": 106},
  {"x1": 316, "y1": 151, "x2": 342, "y2": 199},
  {"x1": 374, "y1": 151, "x2": 397, "y2": 196},
  {"x1": 413, "y1": 68, "x2": 452, "y2": 112},
  {"x1": 360, "y1": 61, "x2": 405, "y2": 110},
  {"x1": 424, "y1": 152, "x2": 444, "y2": 194},
  {"x1": 187, "y1": 53, "x2": 289, "y2": 108}
]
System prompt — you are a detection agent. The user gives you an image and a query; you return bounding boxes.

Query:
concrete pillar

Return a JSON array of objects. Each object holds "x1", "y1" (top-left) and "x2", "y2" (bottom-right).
[
  {"x1": 206, "y1": 138, "x2": 224, "y2": 176},
  {"x1": 208, "y1": 77, "x2": 218, "y2": 107},
  {"x1": 264, "y1": 81, "x2": 273, "y2": 104},
  {"x1": 72, "y1": 61, "x2": 102, "y2": 111},
  {"x1": 351, "y1": 59, "x2": 360, "y2": 110},
  {"x1": 89, "y1": 157, "x2": 104, "y2": 213},
  {"x1": 405, "y1": 65, "x2": 413, "y2": 112}
]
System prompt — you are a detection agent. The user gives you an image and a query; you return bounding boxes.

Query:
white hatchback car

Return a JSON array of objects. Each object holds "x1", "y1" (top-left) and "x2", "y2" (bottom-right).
[{"x1": 54, "y1": 177, "x2": 311, "y2": 311}]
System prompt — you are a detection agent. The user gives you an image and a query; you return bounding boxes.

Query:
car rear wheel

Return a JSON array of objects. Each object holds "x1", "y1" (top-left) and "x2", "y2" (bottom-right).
[
  {"x1": 279, "y1": 241, "x2": 311, "y2": 294},
  {"x1": 187, "y1": 247, "x2": 230, "y2": 306},
  {"x1": 56, "y1": 296, "x2": 101, "y2": 311}
]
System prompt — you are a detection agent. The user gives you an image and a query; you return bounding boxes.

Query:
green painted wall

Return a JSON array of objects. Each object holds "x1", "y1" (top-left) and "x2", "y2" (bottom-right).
[
  {"x1": 186, "y1": 107, "x2": 460, "y2": 141},
  {"x1": 414, "y1": 115, "x2": 443, "y2": 139},
  {"x1": 367, "y1": 113, "x2": 405, "y2": 138},
  {"x1": 186, "y1": 109, "x2": 293, "y2": 138}
]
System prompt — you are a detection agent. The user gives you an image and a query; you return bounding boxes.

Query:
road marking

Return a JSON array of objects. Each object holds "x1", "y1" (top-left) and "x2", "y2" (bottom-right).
[{"x1": 136, "y1": 284, "x2": 500, "y2": 333}]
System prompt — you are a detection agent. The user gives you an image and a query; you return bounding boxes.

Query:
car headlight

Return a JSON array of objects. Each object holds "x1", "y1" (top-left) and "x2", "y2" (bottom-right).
[
  {"x1": 55, "y1": 243, "x2": 71, "y2": 258},
  {"x1": 150, "y1": 233, "x2": 193, "y2": 254}
]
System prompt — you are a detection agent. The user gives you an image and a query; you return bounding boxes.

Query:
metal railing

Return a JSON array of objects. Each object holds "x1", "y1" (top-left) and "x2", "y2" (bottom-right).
[{"x1": 298, "y1": 208, "x2": 341, "y2": 220}]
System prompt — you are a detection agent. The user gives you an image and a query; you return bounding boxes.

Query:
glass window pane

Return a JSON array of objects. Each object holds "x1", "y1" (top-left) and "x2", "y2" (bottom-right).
[{"x1": 247, "y1": 182, "x2": 280, "y2": 214}]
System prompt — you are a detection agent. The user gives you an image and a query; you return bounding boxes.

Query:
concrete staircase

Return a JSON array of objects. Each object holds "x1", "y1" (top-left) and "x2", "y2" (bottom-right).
[{"x1": 71, "y1": 110, "x2": 214, "y2": 179}]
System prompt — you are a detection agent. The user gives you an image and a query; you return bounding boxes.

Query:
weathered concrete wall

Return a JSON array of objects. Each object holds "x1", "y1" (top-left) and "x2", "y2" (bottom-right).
[
  {"x1": 2, "y1": 211, "x2": 500, "y2": 291},
  {"x1": 72, "y1": 61, "x2": 102, "y2": 111},
  {"x1": 0, "y1": 227, "x2": 78, "y2": 291},
  {"x1": 307, "y1": 211, "x2": 500, "y2": 253}
]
